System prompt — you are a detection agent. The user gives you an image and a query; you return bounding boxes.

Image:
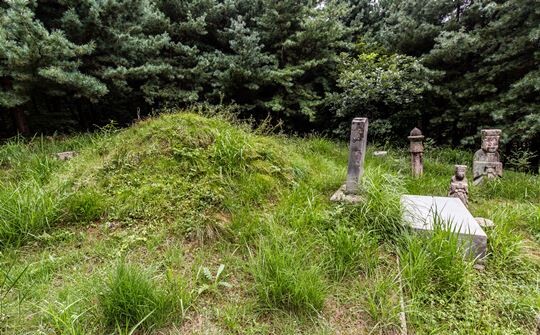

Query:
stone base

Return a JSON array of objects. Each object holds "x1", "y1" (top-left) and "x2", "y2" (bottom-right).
[
  {"x1": 330, "y1": 184, "x2": 364, "y2": 204},
  {"x1": 475, "y1": 217, "x2": 494, "y2": 228}
]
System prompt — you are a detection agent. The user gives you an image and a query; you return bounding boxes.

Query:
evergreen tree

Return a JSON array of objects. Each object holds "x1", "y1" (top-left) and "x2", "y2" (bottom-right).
[
  {"x1": 0, "y1": 0, "x2": 106, "y2": 133},
  {"x1": 58, "y1": 0, "x2": 172, "y2": 123},
  {"x1": 345, "y1": 0, "x2": 540, "y2": 154}
]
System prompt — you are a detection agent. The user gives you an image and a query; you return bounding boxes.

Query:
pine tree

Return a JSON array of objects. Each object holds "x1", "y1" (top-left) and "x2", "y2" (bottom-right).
[{"x1": 0, "y1": 0, "x2": 106, "y2": 133}]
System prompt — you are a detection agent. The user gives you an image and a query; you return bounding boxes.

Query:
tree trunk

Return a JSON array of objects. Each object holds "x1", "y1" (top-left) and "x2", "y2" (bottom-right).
[{"x1": 12, "y1": 108, "x2": 30, "y2": 135}]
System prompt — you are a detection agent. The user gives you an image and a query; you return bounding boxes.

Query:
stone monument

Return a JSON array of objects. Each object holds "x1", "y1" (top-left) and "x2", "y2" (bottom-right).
[
  {"x1": 473, "y1": 129, "x2": 503, "y2": 185},
  {"x1": 401, "y1": 195, "x2": 487, "y2": 259},
  {"x1": 408, "y1": 128, "x2": 424, "y2": 178},
  {"x1": 448, "y1": 165, "x2": 469, "y2": 207},
  {"x1": 331, "y1": 117, "x2": 368, "y2": 203}
]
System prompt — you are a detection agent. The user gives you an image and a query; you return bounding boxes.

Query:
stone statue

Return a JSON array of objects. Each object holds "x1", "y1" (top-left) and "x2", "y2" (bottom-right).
[
  {"x1": 473, "y1": 129, "x2": 503, "y2": 185},
  {"x1": 449, "y1": 165, "x2": 469, "y2": 207},
  {"x1": 408, "y1": 128, "x2": 424, "y2": 178}
]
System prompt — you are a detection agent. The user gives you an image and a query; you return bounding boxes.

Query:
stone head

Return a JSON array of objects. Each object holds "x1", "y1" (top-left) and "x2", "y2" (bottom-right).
[
  {"x1": 481, "y1": 129, "x2": 501, "y2": 153},
  {"x1": 454, "y1": 165, "x2": 467, "y2": 180}
]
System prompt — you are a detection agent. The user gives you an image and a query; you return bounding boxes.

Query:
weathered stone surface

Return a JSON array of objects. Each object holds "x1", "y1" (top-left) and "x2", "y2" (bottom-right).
[
  {"x1": 473, "y1": 129, "x2": 503, "y2": 185},
  {"x1": 408, "y1": 128, "x2": 424, "y2": 178},
  {"x1": 331, "y1": 117, "x2": 369, "y2": 203},
  {"x1": 401, "y1": 195, "x2": 487, "y2": 259},
  {"x1": 330, "y1": 184, "x2": 364, "y2": 204},
  {"x1": 373, "y1": 151, "x2": 387, "y2": 157},
  {"x1": 448, "y1": 165, "x2": 469, "y2": 207},
  {"x1": 345, "y1": 117, "x2": 369, "y2": 194},
  {"x1": 475, "y1": 217, "x2": 494, "y2": 228},
  {"x1": 55, "y1": 151, "x2": 77, "y2": 160}
]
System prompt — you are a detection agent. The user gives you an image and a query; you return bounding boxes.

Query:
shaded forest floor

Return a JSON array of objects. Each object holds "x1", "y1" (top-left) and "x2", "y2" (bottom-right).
[{"x1": 1, "y1": 111, "x2": 539, "y2": 334}]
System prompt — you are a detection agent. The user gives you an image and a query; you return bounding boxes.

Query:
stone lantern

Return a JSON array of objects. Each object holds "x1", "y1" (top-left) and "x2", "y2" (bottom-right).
[{"x1": 408, "y1": 127, "x2": 424, "y2": 177}]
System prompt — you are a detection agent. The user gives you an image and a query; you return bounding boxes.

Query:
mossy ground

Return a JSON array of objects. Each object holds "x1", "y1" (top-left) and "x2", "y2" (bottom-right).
[{"x1": 1, "y1": 111, "x2": 539, "y2": 334}]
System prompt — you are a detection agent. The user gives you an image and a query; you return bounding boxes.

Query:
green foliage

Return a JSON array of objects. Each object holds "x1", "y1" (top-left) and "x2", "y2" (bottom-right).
[
  {"x1": 99, "y1": 262, "x2": 188, "y2": 331},
  {"x1": 324, "y1": 226, "x2": 378, "y2": 281},
  {"x1": 253, "y1": 237, "x2": 327, "y2": 313},
  {"x1": 0, "y1": 111, "x2": 538, "y2": 334},
  {"x1": 362, "y1": 270, "x2": 401, "y2": 332},
  {"x1": 196, "y1": 264, "x2": 232, "y2": 295},
  {"x1": 64, "y1": 189, "x2": 105, "y2": 223},
  {"x1": 330, "y1": 43, "x2": 436, "y2": 141},
  {"x1": 0, "y1": 180, "x2": 61, "y2": 248},
  {"x1": 0, "y1": 0, "x2": 352, "y2": 135},
  {"x1": 44, "y1": 300, "x2": 90, "y2": 335},
  {"x1": 347, "y1": 0, "x2": 540, "y2": 154},
  {"x1": 398, "y1": 219, "x2": 474, "y2": 300},
  {"x1": 0, "y1": 0, "x2": 107, "y2": 129}
]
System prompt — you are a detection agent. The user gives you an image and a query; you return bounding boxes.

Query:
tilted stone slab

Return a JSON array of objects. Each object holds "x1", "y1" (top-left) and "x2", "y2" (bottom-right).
[{"x1": 401, "y1": 195, "x2": 487, "y2": 259}]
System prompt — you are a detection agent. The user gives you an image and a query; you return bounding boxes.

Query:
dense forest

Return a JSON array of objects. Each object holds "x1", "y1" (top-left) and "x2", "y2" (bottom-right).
[{"x1": 1, "y1": 0, "x2": 539, "y2": 158}]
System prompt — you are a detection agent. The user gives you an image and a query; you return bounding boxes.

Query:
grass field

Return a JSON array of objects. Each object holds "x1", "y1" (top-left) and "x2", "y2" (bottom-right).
[{"x1": 1, "y1": 110, "x2": 539, "y2": 334}]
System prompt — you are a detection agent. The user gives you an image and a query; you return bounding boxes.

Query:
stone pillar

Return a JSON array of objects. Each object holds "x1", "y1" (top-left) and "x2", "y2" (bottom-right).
[
  {"x1": 345, "y1": 117, "x2": 369, "y2": 194},
  {"x1": 330, "y1": 117, "x2": 368, "y2": 203},
  {"x1": 408, "y1": 128, "x2": 424, "y2": 178}
]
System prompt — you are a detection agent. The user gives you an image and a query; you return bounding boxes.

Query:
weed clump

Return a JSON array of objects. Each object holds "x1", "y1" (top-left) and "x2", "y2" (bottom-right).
[
  {"x1": 398, "y1": 220, "x2": 474, "y2": 300},
  {"x1": 324, "y1": 226, "x2": 378, "y2": 281},
  {"x1": 253, "y1": 238, "x2": 326, "y2": 313},
  {"x1": 0, "y1": 181, "x2": 61, "y2": 247},
  {"x1": 99, "y1": 262, "x2": 189, "y2": 331}
]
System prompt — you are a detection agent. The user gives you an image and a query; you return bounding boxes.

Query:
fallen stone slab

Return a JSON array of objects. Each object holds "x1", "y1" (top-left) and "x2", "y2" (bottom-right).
[
  {"x1": 373, "y1": 151, "x2": 388, "y2": 157},
  {"x1": 401, "y1": 195, "x2": 487, "y2": 259}
]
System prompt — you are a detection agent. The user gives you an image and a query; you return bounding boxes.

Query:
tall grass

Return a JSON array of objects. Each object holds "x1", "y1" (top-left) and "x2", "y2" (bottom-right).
[
  {"x1": 0, "y1": 180, "x2": 61, "y2": 247},
  {"x1": 99, "y1": 262, "x2": 190, "y2": 331},
  {"x1": 324, "y1": 226, "x2": 378, "y2": 281},
  {"x1": 355, "y1": 167, "x2": 405, "y2": 241},
  {"x1": 252, "y1": 236, "x2": 326, "y2": 313},
  {"x1": 362, "y1": 269, "x2": 401, "y2": 332},
  {"x1": 398, "y1": 217, "x2": 474, "y2": 300}
]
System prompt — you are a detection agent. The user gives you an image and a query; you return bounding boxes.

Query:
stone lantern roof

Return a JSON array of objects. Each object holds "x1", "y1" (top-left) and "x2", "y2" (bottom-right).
[{"x1": 408, "y1": 127, "x2": 424, "y2": 140}]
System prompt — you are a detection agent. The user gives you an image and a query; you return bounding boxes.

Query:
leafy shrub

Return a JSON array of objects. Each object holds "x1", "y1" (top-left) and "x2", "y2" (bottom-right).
[{"x1": 506, "y1": 148, "x2": 538, "y2": 173}]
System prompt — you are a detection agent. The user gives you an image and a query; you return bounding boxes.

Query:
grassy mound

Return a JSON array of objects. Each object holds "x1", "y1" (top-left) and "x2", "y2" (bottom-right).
[{"x1": 1, "y1": 110, "x2": 539, "y2": 334}]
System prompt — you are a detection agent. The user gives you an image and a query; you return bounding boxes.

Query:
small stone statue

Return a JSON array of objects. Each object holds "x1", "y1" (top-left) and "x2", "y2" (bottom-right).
[
  {"x1": 449, "y1": 165, "x2": 469, "y2": 207},
  {"x1": 473, "y1": 129, "x2": 503, "y2": 185},
  {"x1": 408, "y1": 127, "x2": 424, "y2": 178}
]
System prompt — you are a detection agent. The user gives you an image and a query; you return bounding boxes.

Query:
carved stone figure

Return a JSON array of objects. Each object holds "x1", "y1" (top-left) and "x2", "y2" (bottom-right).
[
  {"x1": 473, "y1": 129, "x2": 503, "y2": 185},
  {"x1": 449, "y1": 165, "x2": 469, "y2": 207},
  {"x1": 331, "y1": 117, "x2": 369, "y2": 203},
  {"x1": 408, "y1": 128, "x2": 424, "y2": 178}
]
